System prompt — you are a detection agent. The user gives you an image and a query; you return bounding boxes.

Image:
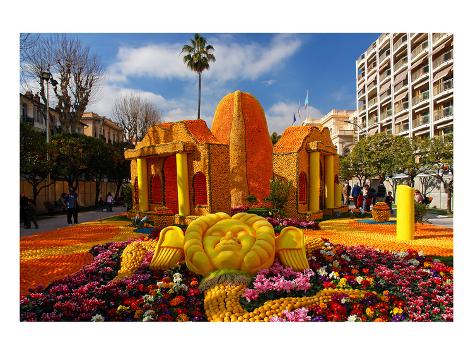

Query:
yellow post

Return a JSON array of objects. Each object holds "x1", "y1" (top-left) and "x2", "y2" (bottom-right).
[
  {"x1": 324, "y1": 155, "x2": 335, "y2": 209},
  {"x1": 309, "y1": 151, "x2": 320, "y2": 212},
  {"x1": 176, "y1": 152, "x2": 190, "y2": 216},
  {"x1": 137, "y1": 158, "x2": 149, "y2": 211},
  {"x1": 396, "y1": 185, "x2": 415, "y2": 241},
  {"x1": 334, "y1": 183, "x2": 342, "y2": 208}
]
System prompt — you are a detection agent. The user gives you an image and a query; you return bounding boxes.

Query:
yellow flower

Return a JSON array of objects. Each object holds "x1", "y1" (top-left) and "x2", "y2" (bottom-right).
[
  {"x1": 338, "y1": 278, "x2": 347, "y2": 288},
  {"x1": 366, "y1": 307, "x2": 374, "y2": 317},
  {"x1": 391, "y1": 307, "x2": 403, "y2": 315}
]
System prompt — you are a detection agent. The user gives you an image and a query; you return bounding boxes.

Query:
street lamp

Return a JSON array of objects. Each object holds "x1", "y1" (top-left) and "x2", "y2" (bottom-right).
[
  {"x1": 41, "y1": 71, "x2": 52, "y2": 203},
  {"x1": 343, "y1": 120, "x2": 363, "y2": 146}
]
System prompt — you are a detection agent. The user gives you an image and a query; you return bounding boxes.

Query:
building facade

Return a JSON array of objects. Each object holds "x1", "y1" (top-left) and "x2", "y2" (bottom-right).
[
  {"x1": 302, "y1": 109, "x2": 356, "y2": 156},
  {"x1": 356, "y1": 33, "x2": 453, "y2": 140},
  {"x1": 81, "y1": 112, "x2": 124, "y2": 144}
]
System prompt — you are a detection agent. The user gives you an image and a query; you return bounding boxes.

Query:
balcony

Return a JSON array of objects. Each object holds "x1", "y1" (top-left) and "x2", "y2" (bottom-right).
[
  {"x1": 367, "y1": 80, "x2": 377, "y2": 93},
  {"x1": 434, "y1": 106, "x2": 453, "y2": 121},
  {"x1": 411, "y1": 41, "x2": 428, "y2": 60},
  {"x1": 379, "y1": 33, "x2": 389, "y2": 45},
  {"x1": 394, "y1": 56, "x2": 408, "y2": 72},
  {"x1": 358, "y1": 103, "x2": 366, "y2": 112},
  {"x1": 393, "y1": 34, "x2": 408, "y2": 52},
  {"x1": 380, "y1": 89, "x2": 391, "y2": 102},
  {"x1": 412, "y1": 91, "x2": 430, "y2": 106},
  {"x1": 434, "y1": 78, "x2": 453, "y2": 96},
  {"x1": 379, "y1": 49, "x2": 390, "y2": 64},
  {"x1": 433, "y1": 50, "x2": 453, "y2": 70},
  {"x1": 413, "y1": 113, "x2": 430, "y2": 128},
  {"x1": 358, "y1": 88, "x2": 366, "y2": 97},
  {"x1": 357, "y1": 53, "x2": 366, "y2": 65},
  {"x1": 357, "y1": 73, "x2": 365, "y2": 82},
  {"x1": 368, "y1": 97, "x2": 378, "y2": 109},
  {"x1": 394, "y1": 121, "x2": 409, "y2": 134},
  {"x1": 412, "y1": 64, "x2": 429, "y2": 82},
  {"x1": 380, "y1": 108, "x2": 393, "y2": 121},
  {"x1": 367, "y1": 42, "x2": 377, "y2": 58},
  {"x1": 367, "y1": 61, "x2": 377, "y2": 74},
  {"x1": 394, "y1": 101, "x2": 409, "y2": 114},
  {"x1": 368, "y1": 116, "x2": 378, "y2": 127},
  {"x1": 394, "y1": 78, "x2": 408, "y2": 93},
  {"x1": 433, "y1": 33, "x2": 451, "y2": 46},
  {"x1": 379, "y1": 68, "x2": 391, "y2": 82}
]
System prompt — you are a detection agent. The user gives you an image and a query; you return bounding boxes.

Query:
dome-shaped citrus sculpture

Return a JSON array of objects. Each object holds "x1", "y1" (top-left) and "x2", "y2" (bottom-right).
[{"x1": 211, "y1": 91, "x2": 273, "y2": 207}]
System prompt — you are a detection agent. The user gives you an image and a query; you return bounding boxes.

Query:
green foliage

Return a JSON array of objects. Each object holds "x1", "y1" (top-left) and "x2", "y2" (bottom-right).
[
  {"x1": 246, "y1": 194, "x2": 257, "y2": 204},
  {"x1": 414, "y1": 202, "x2": 428, "y2": 223},
  {"x1": 265, "y1": 177, "x2": 292, "y2": 216},
  {"x1": 20, "y1": 123, "x2": 52, "y2": 204},
  {"x1": 121, "y1": 183, "x2": 133, "y2": 209},
  {"x1": 270, "y1": 132, "x2": 281, "y2": 145},
  {"x1": 246, "y1": 208, "x2": 271, "y2": 217}
]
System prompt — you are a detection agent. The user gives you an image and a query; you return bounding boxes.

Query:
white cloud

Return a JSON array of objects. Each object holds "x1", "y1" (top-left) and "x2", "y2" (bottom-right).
[
  {"x1": 266, "y1": 101, "x2": 322, "y2": 134},
  {"x1": 105, "y1": 34, "x2": 302, "y2": 85},
  {"x1": 262, "y1": 79, "x2": 277, "y2": 86}
]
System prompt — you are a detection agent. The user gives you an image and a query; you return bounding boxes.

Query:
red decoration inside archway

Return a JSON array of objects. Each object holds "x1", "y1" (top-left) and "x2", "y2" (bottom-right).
[
  {"x1": 163, "y1": 155, "x2": 178, "y2": 214},
  {"x1": 299, "y1": 172, "x2": 307, "y2": 204},
  {"x1": 150, "y1": 175, "x2": 163, "y2": 204},
  {"x1": 193, "y1": 172, "x2": 208, "y2": 206}
]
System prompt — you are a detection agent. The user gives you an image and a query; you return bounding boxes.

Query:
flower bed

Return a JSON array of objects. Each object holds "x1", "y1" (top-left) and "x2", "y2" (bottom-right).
[{"x1": 20, "y1": 241, "x2": 205, "y2": 321}]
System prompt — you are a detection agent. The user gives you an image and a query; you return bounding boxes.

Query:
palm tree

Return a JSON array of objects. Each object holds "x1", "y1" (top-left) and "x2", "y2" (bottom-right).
[{"x1": 181, "y1": 34, "x2": 216, "y2": 120}]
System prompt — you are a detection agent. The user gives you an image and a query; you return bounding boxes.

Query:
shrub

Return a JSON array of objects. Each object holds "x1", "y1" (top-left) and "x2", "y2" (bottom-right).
[
  {"x1": 246, "y1": 194, "x2": 257, "y2": 205},
  {"x1": 121, "y1": 183, "x2": 132, "y2": 210},
  {"x1": 414, "y1": 202, "x2": 428, "y2": 223},
  {"x1": 265, "y1": 177, "x2": 292, "y2": 217}
]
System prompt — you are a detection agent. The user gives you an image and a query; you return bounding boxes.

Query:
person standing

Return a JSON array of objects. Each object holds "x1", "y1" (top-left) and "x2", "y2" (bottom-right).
[
  {"x1": 25, "y1": 200, "x2": 38, "y2": 229},
  {"x1": 351, "y1": 183, "x2": 361, "y2": 206},
  {"x1": 342, "y1": 184, "x2": 349, "y2": 206},
  {"x1": 20, "y1": 193, "x2": 29, "y2": 227},
  {"x1": 414, "y1": 190, "x2": 424, "y2": 204},
  {"x1": 362, "y1": 184, "x2": 370, "y2": 212},
  {"x1": 385, "y1": 191, "x2": 394, "y2": 213},
  {"x1": 65, "y1": 188, "x2": 79, "y2": 224},
  {"x1": 346, "y1": 183, "x2": 352, "y2": 205},
  {"x1": 106, "y1": 192, "x2": 114, "y2": 212}
]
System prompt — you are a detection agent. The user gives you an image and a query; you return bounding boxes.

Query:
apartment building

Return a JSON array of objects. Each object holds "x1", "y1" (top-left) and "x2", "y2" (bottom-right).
[
  {"x1": 355, "y1": 33, "x2": 453, "y2": 139},
  {"x1": 302, "y1": 109, "x2": 356, "y2": 156},
  {"x1": 20, "y1": 92, "x2": 86, "y2": 135},
  {"x1": 81, "y1": 112, "x2": 124, "y2": 144}
]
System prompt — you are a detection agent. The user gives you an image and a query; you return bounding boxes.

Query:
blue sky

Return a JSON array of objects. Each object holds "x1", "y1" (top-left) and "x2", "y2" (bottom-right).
[{"x1": 33, "y1": 33, "x2": 380, "y2": 134}]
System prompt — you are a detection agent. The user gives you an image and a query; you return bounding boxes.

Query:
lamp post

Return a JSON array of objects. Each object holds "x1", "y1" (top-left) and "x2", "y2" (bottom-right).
[
  {"x1": 41, "y1": 71, "x2": 52, "y2": 203},
  {"x1": 343, "y1": 120, "x2": 363, "y2": 147}
]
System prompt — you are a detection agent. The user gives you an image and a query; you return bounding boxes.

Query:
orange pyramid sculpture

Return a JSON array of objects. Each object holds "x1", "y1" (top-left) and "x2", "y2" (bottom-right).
[{"x1": 211, "y1": 91, "x2": 273, "y2": 207}]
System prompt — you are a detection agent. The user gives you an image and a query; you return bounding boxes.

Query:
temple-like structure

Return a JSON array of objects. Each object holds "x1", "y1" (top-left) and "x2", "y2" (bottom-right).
[{"x1": 125, "y1": 90, "x2": 346, "y2": 226}]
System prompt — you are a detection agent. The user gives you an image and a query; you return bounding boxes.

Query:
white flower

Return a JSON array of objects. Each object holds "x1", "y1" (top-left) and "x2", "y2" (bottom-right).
[
  {"x1": 91, "y1": 314, "x2": 104, "y2": 322},
  {"x1": 332, "y1": 260, "x2": 340, "y2": 268},
  {"x1": 408, "y1": 259, "x2": 420, "y2": 266},
  {"x1": 341, "y1": 254, "x2": 351, "y2": 262},
  {"x1": 329, "y1": 271, "x2": 339, "y2": 279},
  {"x1": 418, "y1": 250, "x2": 424, "y2": 256},
  {"x1": 341, "y1": 297, "x2": 350, "y2": 304},
  {"x1": 156, "y1": 281, "x2": 164, "y2": 287},
  {"x1": 143, "y1": 294, "x2": 155, "y2": 303},
  {"x1": 347, "y1": 315, "x2": 358, "y2": 322},
  {"x1": 317, "y1": 267, "x2": 328, "y2": 277},
  {"x1": 356, "y1": 276, "x2": 364, "y2": 284},
  {"x1": 173, "y1": 273, "x2": 183, "y2": 284}
]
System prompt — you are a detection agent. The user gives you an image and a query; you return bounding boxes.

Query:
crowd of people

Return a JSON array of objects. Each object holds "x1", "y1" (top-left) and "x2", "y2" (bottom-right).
[{"x1": 343, "y1": 182, "x2": 431, "y2": 214}]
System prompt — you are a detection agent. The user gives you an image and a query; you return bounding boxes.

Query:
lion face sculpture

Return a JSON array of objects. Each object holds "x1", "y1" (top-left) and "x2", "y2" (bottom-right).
[
  {"x1": 184, "y1": 212, "x2": 276, "y2": 275},
  {"x1": 148, "y1": 212, "x2": 309, "y2": 276}
]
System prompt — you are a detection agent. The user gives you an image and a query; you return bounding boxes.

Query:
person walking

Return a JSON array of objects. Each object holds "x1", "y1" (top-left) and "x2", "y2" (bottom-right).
[
  {"x1": 106, "y1": 192, "x2": 114, "y2": 212},
  {"x1": 24, "y1": 200, "x2": 38, "y2": 229},
  {"x1": 385, "y1": 191, "x2": 394, "y2": 213},
  {"x1": 351, "y1": 183, "x2": 361, "y2": 207},
  {"x1": 20, "y1": 193, "x2": 29, "y2": 227},
  {"x1": 65, "y1": 188, "x2": 79, "y2": 224},
  {"x1": 342, "y1": 184, "x2": 349, "y2": 206},
  {"x1": 362, "y1": 184, "x2": 370, "y2": 212}
]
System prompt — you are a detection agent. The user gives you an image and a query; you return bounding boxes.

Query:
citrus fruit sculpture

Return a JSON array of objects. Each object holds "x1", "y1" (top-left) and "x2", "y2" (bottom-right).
[
  {"x1": 372, "y1": 202, "x2": 391, "y2": 222},
  {"x1": 117, "y1": 212, "x2": 368, "y2": 321}
]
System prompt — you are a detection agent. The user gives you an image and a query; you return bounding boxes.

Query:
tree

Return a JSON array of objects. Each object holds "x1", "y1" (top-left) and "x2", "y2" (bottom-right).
[
  {"x1": 425, "y1": 134, "x2": 453, "y2": 213},
  {"x1": 363, "y1": 132, "x2": 400, "y2": 183},
  {"x1": 181, "y1": 34, "x2": 216, "y2": 120},
  {"x1": 49, "y1": 133, "x2": 94, "y2": 191},
  {"x1": 107, "y1": 141, "x2": 132, "y2": 200},
  {"x1": 395, "y1": 135, "x2": 431, "y2": 187},
  {"x1": 265, "y1": 177, "x2": 292, "y2": 216},
  {"x1": 20, "y1": 123, "x2": 52, "y2": 205},
  {"x1": 112, "y1": 94, "x2": 161, "y2": 145},
  {"x1": 86, "y1": 138, "x2": 113, "y2": 206},
  {"x1": 22, "y1": 35, "x2": 103, "y2": 133},
  {"x1": 341, "y1": 138, "x2": 372, "y2": 186},
  {"x1": 270, "y1": 132, "x2": 281, "y2": 145}
]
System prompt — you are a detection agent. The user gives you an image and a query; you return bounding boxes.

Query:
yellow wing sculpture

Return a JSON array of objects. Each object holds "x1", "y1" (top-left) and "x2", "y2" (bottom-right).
[
  {"x1": 149, "y1": 226, "x2": 185, "y2": 271},
  {"x1": 275, "y1": 226, "x2": 310, "y2": 271}
]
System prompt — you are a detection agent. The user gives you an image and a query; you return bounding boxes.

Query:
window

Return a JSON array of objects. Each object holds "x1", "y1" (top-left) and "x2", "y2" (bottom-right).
[
  {"x1": 193, "y1": 173, "x2": 208, "y2": 206},
  {"x1": 298, "y1": 172, "x2": 307, "y2": 204}
]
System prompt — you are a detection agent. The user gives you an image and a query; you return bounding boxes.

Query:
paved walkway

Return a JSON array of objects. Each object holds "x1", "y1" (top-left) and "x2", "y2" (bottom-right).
[
  {"x1": 424, "y1": 213, "x2": 453, "y2": 228},
  {"x1": 20, "y1": 206, "x2": 128, "y2": 238}
]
